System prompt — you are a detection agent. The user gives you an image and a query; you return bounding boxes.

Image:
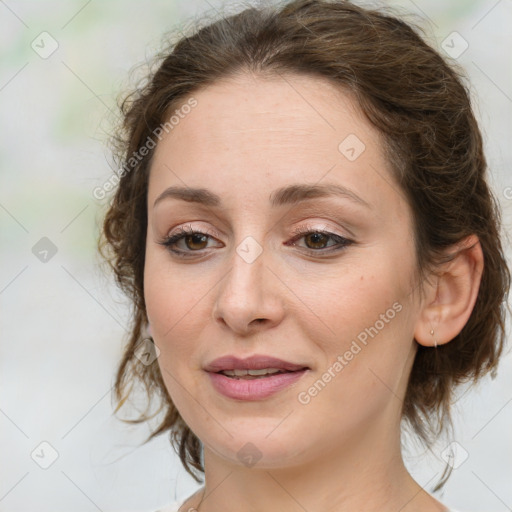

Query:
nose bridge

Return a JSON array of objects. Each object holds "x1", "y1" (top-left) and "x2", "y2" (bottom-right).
[
  {"x1": 221, "y1": 235, "x2": 268, "y2": 310},
  {"x1": 212, "y1": 233, "x2": 284, "y2": 332}
]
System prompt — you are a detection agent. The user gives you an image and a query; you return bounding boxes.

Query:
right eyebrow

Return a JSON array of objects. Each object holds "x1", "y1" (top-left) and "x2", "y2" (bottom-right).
[
  {"x1": 153, "y1": 183, "x2": 372, "y2": 210},
  {"x1": 153, "y1": 186, "x2": 220, "y2": 208}
]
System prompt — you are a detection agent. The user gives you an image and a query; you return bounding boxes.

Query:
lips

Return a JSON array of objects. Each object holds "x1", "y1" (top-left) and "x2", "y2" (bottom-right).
[
  {"x1": 204, "y1": 354, "x2": 309, "y2": 373},
  {"x1": 205, "y1": 356, "x2": 310, "y2": 400}
]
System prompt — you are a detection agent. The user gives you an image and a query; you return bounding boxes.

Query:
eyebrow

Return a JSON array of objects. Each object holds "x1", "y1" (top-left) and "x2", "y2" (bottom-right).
[{"x1": 153, "y1": 183, "x2": 372, "y2": 210}]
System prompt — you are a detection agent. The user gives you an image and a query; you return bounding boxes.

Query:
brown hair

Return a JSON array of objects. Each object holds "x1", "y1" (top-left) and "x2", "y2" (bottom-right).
[{"x1": 98, "y1": 0, "x2": 511, "y2": 489}]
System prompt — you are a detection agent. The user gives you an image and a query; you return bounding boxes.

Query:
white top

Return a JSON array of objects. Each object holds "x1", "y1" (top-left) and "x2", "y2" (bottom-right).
[{"x1": 154, "y1": 501, "x2": 180, "y2": 512}]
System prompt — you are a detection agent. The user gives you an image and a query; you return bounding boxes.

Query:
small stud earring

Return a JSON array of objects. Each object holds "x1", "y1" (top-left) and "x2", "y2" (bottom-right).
[{"x1": 430, "y1": 328, "x2": 438, "y2": 348}]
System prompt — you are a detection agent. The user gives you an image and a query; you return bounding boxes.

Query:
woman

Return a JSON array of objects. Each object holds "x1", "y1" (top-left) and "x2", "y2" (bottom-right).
[{"x1": 98, "y1": 1, "x2": 510, "y2": 511}]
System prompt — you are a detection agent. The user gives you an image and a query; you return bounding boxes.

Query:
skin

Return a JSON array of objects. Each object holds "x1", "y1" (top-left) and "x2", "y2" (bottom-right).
[{"x1": 143, "y1": 72, "x2": 483, "y2": 512}]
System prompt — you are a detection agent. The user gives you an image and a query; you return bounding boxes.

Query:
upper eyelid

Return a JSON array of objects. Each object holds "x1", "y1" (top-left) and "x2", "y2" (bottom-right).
[
  {"x1": 155, "y1": 203, "x2": 361, "y2": 234},
  {"x1": 167, "y1": 223, "x2": 349, "y2": 240}
]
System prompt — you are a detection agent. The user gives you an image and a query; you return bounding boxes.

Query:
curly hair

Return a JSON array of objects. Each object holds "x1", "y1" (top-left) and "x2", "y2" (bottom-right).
[{"x1": 97, "y1": 0, "x2": 511, "y2": 490}]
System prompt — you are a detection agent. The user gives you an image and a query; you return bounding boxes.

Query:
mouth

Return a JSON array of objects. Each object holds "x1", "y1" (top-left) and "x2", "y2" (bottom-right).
[
  {"x1": 204, "y1": 355, "x2": 310, "y2": 400},
  {"x1": 204, "y1": 354, "x2": 310, "y2": 378},
  {"x1": 216, "y1": 368, "x2": 304, "y2": 380}
]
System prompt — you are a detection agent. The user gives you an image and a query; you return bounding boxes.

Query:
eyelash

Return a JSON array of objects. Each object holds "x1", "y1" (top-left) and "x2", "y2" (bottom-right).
[{"x1": 157, "y1": 223, "x2": 354, "y2": 258}]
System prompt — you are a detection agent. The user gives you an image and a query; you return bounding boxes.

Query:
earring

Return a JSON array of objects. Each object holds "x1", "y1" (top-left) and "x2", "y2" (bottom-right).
[{"x1": 429, "y1": 328, "x2": 438, "y2": 348}]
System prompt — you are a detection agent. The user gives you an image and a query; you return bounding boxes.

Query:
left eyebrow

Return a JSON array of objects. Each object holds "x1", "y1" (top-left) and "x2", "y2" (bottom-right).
[
  {"x1": 153, "y1": 182, "x2": 372, "y2": 210},
  {"x1": 269, "y1": 183, "x2": 372, "y2": 209}
]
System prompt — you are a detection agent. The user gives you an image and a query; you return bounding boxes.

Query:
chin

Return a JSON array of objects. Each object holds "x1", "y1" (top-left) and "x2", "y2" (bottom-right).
[{"x1": 201, "y1": 426, "x2": 311, "y2": 469}]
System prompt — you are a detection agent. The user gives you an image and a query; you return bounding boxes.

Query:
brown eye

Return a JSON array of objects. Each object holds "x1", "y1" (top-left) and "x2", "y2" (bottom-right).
[
  {"x1": 303, "y1": 232, "x2": 330, "y2": 249},
  {"x1": 182, "y1": 233, "x2": 209, "y2": 251},
  {"x1": 157, "y1": 225, "x2": 222, "y2": 258},
  {"x1": 287, "y1": 224, "x2": 354, "y2": 255}
]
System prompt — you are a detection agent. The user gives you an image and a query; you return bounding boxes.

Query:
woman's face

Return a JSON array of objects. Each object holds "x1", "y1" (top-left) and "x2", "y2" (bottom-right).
[{"x1": 144, "y1": 73, "x2": 423, "y2": 469}]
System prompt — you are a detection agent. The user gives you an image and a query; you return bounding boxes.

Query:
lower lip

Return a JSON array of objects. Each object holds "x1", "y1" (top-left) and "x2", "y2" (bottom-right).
[{"x1": 207, "y1": 370, "x2": 308, "y2": 400}]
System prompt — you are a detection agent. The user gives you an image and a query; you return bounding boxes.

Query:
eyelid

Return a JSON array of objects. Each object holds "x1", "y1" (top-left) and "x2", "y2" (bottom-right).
[
  {"x1": 167, "y1": 223, "x2": 218, "y2": 238},
  {"x1": 290, "y1": 221, "x2": 350, "y2": 240},
  {"x1": 164, "y1": 221, "x2": 349, "y2": 243}
]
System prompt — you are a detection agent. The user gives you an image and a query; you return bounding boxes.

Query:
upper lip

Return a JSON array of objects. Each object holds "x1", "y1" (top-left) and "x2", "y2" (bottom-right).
[{"x1": 204, "y1": 355, "x2": 309, "y2": 373}]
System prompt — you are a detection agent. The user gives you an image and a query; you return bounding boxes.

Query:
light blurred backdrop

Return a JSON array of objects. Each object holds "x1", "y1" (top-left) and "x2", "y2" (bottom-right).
[{"x1": 0, "y1": 1, "x2": 511, "y2": 511}]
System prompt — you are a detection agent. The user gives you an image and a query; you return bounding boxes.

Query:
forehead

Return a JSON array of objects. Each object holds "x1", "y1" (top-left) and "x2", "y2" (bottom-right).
[
  {"x1": 158, "y1": 72, "x2": 377, "y2": 152},
  {"x1": 148, "y1": 72, "x2": 405, "y2": 217}
]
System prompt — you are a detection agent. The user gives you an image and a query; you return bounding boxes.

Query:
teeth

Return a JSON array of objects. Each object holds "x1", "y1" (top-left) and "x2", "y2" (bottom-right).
[
  {"x1": 248, "y1": 368, "x2": 282, "y2": 376},
  {"x1": 222, "y1": 368, "x2": 283, "y2": 377}
]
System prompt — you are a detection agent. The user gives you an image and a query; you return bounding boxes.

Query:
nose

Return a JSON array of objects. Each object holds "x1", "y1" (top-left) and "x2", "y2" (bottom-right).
[{"x1": 212, "y1": 242, "x2": 286, "y2": 336}]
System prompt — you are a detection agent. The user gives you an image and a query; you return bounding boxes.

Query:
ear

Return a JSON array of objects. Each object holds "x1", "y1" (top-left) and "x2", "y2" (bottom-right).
[{"x1": 414, "y1": 234, "x2": 484, "y2": 347}]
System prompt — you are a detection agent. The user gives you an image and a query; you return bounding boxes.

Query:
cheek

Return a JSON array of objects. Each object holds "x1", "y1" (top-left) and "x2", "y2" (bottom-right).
[
  {"x1": 304, "y1": 257, "x2": 415, "y2": 392},
  {"x1": 309, "y1": 263, "x2": 405, "y2": 344},
  {"x1": 144, "y1": 248, "x2": 199, "y2": 340},
  {"x1": 143, "y1": 251, "x2": 213, "y2": 389}
]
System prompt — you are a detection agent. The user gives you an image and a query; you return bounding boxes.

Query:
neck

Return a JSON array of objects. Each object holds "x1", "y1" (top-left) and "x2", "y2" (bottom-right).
[{"x1": 184, "y1": 415, "x2": 446, "y2": 512}]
